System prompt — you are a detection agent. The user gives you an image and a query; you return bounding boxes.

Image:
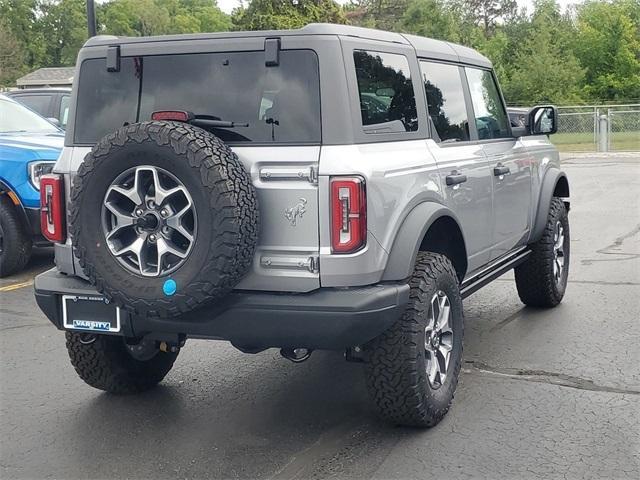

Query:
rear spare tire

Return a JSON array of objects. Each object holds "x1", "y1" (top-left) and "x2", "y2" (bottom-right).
[{"x1": 70, "y1": 121, "x2": 259, "y2": 317}]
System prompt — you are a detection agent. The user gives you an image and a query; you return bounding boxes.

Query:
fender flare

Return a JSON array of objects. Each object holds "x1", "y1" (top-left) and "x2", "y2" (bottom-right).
[
  {"x1": 530, "y1": 168, "x2": 570, "y2": 242},
  {"x1": 0, "y1": 179, "x2": 31, "y2": 230},
  {"x1": 382, "y1": 202, "x2": 467, "y2": 281}
]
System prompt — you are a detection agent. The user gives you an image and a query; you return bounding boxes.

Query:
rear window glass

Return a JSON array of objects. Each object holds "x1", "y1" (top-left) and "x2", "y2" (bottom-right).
[
  {"x1": 353, "y1": 50, "x2": 418, "y2": 133},
  {"x1": 74, "y1": 57, "x2": 140, "y2": 144},
  {"x1": 74, "y1": 50, "x2": 321, "y2": 145}
]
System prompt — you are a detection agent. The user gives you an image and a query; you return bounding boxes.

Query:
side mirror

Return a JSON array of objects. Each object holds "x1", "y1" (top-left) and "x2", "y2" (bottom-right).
[
  {"x1": 47, "y1": 117, "x2": 61, "y2": 128},
  {"x1": 529, "y1": 105, "x2": 557, "y2": 135}
]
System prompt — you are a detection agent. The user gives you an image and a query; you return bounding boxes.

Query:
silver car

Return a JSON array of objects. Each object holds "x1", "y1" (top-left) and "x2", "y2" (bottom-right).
[{"x1": 34, "y1": 24, "x2": 569, "y2": 427}]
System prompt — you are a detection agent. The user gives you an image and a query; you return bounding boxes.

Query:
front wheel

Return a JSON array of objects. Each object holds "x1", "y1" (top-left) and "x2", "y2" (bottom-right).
[
  {"x1": 0, "y1": 196, "x2": 32, "y2": 277},
  {"x1": 65, "y1": 332, "x2": 179, "y2": 393},
  {"x1": 364, "y1": 252, "x2": 464, "y2": 427},
  {"x1": 515, "y1": 197, "x2": 570, "y2": 307}
]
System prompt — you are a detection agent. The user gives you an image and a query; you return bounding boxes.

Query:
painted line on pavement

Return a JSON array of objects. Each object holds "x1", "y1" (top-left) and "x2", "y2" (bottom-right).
[{"x1": 0, "y1": 280, "x2": 34, "y2": 292}]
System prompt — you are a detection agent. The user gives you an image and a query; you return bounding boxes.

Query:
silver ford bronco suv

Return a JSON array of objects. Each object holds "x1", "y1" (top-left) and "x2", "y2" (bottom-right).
[{"x1": 34, "y1": 24, "x2": 570, "y2": 427}]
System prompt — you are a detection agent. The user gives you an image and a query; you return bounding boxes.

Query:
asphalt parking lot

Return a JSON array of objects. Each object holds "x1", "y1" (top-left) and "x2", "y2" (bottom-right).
[{"x1": 1, "y1": 153, "x2": 639, "y2": 480}]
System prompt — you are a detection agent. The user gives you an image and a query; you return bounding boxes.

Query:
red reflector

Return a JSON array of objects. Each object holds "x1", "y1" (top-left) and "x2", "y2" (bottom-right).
[
  {"x1": 330, "y1": 177, "x2": 367, "y2": 253},
  {"x1": 151, "y1": 110, "x2": 192, "y2": 122},
  {"x1": 40, "y1": 174, "x2": 66, "y2": 243}
]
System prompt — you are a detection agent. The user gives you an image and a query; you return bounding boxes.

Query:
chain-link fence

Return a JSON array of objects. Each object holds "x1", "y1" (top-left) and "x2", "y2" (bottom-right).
[
  {"x1": 511, "y1": 104, "x2": 640, "y2": 152},
  {"x1": 552, "y1": 106, "x2": 598, "y2": 152},
  {"x1": 608, "y1": 106, "x2": 640, "y2": 152}
]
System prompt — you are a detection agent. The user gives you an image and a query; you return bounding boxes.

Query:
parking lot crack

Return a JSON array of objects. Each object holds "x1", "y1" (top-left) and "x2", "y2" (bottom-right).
[
  {"x1": 464, "y1": 361, "x2": 640, "y2": 395},
  {"x1": 581, "y1": 223, "x2": 640, "y2": 264}
]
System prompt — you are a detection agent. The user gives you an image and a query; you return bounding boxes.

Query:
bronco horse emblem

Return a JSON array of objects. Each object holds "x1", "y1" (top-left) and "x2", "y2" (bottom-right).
[{"x1": 284, "y1": 198, "x2": 307, "y2": 226}]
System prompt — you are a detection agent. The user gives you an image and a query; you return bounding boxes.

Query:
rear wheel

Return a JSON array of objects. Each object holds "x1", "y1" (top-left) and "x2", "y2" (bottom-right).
[
  {"x1": 65, "y1": 332, "x2": 178, "y2": 394},
  {"x1": 0, "y1": 196, "x2": 32, "y2": 277},
  {"x1": 364, "y1": 252, "x2": 464, "y2": 427},
  {"x1": 515, "y1": 197, "x2": 569, "y2": 307}
]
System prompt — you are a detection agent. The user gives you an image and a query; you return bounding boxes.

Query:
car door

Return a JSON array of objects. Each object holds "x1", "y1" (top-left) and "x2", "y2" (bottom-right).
[
  {"x1": 464, "y1": 67, "x2": 532, "y2": 259},
  {"x1": 420, "y1": 60, "x2": 493, "y2": 274}
]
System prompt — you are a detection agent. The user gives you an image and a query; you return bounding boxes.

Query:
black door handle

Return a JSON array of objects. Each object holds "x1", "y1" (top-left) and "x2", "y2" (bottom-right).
[
  {"x1": 493, "y1": 164, "x2": 510, "y2": 176},
  {"x1": 445, "y1": 171, "x2": 468, "y2": 186}
]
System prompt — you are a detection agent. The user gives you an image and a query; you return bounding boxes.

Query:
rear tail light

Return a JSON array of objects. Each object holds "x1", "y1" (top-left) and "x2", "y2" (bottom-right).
[
  {"x1": 330, "y1": 177, "x2": 366, "y2": 253},
  {"x1": 40, "y1": 174, "x2": 66, "y2": 243}
]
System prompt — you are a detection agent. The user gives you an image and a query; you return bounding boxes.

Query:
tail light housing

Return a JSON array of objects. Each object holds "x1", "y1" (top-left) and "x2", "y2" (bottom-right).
[
  {"x1": 330, "y1": 177, "x2": 367, "y2": 253},
  {"x1": 40, "y1": 174, "x2": 66, "y2": 243}
]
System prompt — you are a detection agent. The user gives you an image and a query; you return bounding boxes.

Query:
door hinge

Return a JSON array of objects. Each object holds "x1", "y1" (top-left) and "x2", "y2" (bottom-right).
[
  {"x1": 259, "y1": 165, "x2": 318, "y2": 185},
  {"x1": 261, "y1": 254, "x2": 319, "y2": 273}
]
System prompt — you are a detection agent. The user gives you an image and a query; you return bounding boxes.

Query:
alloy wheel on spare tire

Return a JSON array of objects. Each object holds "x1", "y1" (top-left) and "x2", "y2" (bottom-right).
[{"x1": 70, "y1": 121, "x2": 259, "y2": 318}]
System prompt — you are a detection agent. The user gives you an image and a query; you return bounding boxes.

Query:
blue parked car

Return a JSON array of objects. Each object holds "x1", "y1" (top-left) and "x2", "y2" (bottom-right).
[{"x1": 0, "y1": 94, "x2": 64, "y2": 276}]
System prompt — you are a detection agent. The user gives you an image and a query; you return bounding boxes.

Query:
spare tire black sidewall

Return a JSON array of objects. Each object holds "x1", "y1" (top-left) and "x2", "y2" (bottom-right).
[{"x1": 71, "y1": 122, "x2": 258, "y2": 317}]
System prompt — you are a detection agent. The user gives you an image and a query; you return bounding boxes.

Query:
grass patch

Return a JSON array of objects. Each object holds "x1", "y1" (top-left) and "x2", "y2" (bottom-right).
[{"x1": 550, "y1": 131, "x2": 640, "y2": 152}]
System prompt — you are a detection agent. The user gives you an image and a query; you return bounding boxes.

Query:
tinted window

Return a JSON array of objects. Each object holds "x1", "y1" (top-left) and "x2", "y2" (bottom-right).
[
  {"x1": 354, "y1": 50, "x2": 418, "y2": 133},
  {"x1": 59, "y1": 95, "x2": 70, "y2": 127},
  {"x1": 420, "y1": 61, "x2": 470, "y2": 142},
  {"x1": 74, "y1": 51, "x2": 320, "y2": 145},
  {"x1": 14, "y1": 95, "x2": 51, "y2": 117},
  {"x1": 465, "y1": 68, "x2": 510, "y2": 140},
  {"x1": 75, "y1": 57, "x2": 140, "y2": 144},
  {"x1": 139, "y1": 50, "x2": 320, "y2": 144}
]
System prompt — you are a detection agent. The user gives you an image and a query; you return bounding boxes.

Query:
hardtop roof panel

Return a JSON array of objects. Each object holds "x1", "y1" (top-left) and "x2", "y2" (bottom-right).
[{"x1": 81, "y1": 22, "x2": 491, "y2": 68}]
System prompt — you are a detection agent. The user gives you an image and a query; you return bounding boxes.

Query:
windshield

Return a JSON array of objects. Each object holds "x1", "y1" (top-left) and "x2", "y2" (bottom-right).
[
  {"x1": 74, "y1": 50, "x2": 321, "y2": 145},
  {"x1": 0, "y1": 97, "x2": 58, "y2": 134}
]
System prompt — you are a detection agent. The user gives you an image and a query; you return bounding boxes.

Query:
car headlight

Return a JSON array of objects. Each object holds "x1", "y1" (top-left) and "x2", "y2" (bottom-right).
[{"x1": 28, "y1": 161, "x2": 56, "y2": 190}]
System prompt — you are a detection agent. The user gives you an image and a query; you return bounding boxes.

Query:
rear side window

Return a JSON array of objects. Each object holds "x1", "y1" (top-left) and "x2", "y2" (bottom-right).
[
  {"x1": 14, "y1": 95, "x2": 51, "y2": 117},
  {"x1": 353, "y1": 50, "x2": 418, "y2": 133},
  {"x1": 74, "y1": 57, "x2": 140, "y2": 144},
  {"x1": 464, "y1": 67, "x2": 510, "y2": 140},
  {"x1": 74, "y1": 50, "x2": 321, "y2": 145},
  {"x1": 59, "y1": 95, "x2": 70, "y2": 128},
  {"x1": 420, "y1": 61, "x2": 470, "y2": 143}
]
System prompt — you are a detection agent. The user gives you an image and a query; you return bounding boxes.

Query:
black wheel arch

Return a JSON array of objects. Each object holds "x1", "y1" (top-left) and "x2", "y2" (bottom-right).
[
  {"x1": 382, "y1": 202, "x2": 468, "y2": 283},
  {"x1": 0, "y1": 181, "x2": 31, "y2": 232},
  {"x1": 531, "y1": 168, "x2": 570, "y2": 243}
]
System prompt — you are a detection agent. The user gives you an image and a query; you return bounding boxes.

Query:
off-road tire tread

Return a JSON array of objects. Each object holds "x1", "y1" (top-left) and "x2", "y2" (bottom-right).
[
  {"x1": 69, "y1": 121, "x2": 259, "y2": 317},
  {"x1": 0, "y1": 196, "x2": 32, "y2": 277},
  {"x1": 515, "y1": 197, "x2": 568, "y2": 307},
  {"x1": 364, "y1": 252, "x2": 463, "y2": 427},
  {"x1": 65, "y1": 332, "x2": 178, "y2": 394}
]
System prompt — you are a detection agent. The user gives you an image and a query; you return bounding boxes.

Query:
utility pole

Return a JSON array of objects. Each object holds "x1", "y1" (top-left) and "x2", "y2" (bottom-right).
[{"x1": 87, "y1": 0, "x2": 97, "y2": 37}]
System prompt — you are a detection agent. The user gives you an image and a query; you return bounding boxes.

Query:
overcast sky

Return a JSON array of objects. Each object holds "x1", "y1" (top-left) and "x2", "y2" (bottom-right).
[{"x1": 216, "y1": 0, "x2": 583, "y2": 14}]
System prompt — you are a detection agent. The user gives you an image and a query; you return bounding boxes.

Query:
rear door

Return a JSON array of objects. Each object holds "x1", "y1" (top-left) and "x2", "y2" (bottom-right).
[
  {"x1": 420, "y1": 60, "x2": 493, "y2": 274},
  {"x1": 464, "y1": 67, "x2": 532, "y2": 259}
]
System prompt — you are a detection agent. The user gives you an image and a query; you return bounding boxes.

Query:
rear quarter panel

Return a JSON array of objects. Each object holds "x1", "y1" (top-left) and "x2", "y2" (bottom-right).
[{"x1": 318, "y1": 140, "x2": 443, "y2": 286}]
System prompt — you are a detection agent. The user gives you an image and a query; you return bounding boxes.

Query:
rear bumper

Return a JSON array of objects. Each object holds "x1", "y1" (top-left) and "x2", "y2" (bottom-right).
[{"x1": 34, "y1": 268, "x2": 409, "y2": 350}]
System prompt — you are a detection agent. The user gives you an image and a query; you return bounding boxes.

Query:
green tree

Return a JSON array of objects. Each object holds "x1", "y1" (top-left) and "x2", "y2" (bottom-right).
[
  {"x1": 456, "y1": 0, "x2": 518, "y2": 36},
  {"x1": 39, "y1": 0, "x2": 88, "y2": 66},
  {"x1": 100, "y1": 0, "x2": 171, "y2": 36},
  {"x1": 0, "y1": 19, "x2": 26, "y2": 86},
  {"x1": 0, "y1": 0, "x2": 47, "y2": 68},
  {"x1": 400, "y1": 0, "x2": 462, "y2": 41},
  {"x1": 232, "y1": 0, "x2": 346, "y2": 30},
  {"x1": 345, "y1": 0, "x2": 410, "y2": 29},
  {"x1": 574, "y1": 0, "x2": 640, "y2": 101},
  {"x1": 501, "y1": 1, "x2": 584, "y2": 104}
]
